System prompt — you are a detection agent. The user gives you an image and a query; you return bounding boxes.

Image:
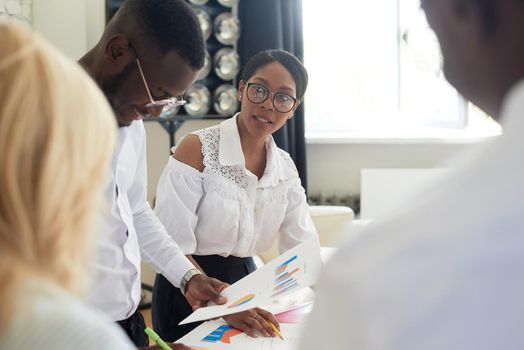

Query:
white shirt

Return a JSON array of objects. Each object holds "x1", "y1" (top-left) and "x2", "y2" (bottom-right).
[
  {"x1": 300, "y1": 80, "x2": 524, "y2": 350},
  {"x1": 87, "y1": 120, "x2": 193, "y2": 321},
  {"x1": 1, "y1": 279, "x2": 134, "y2": 350},
  {"x1": 154, "y1": 114, "x2": 317, "y2": 257}
]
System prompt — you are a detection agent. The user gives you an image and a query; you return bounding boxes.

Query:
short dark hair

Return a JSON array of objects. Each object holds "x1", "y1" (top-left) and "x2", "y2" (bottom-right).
[
  {"x1": 119, "y1": 0, "x2": 205, "y2": 70},
  {"x1": 240, "y1": 49, "x2": 309, "y2": 100},
  {"x1": 455, "y1": 0, "x2": 498, "y2": 34}
]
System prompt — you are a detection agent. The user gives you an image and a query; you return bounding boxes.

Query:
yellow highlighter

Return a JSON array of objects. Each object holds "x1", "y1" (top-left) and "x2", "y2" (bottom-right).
[
  {"x1": 268, "y1": 321, "x2": 284, "y2": 340},
  {"x1": 144, "y1": 327, "x2": 171, "y2": 350}
]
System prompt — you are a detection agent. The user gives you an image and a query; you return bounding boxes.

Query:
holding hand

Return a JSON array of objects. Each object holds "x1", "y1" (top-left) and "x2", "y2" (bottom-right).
[
  {"x1": 223, "y1": 308, "x2": 280, "y2": 338},
  {"x1": 184, "y1": 274, "x2": 228, "y2": 309}
]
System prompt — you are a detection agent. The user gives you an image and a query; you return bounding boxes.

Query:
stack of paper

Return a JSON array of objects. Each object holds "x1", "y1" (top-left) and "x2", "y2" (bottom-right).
[{"x1": 180, "y1": 238, "x2": 322, "y2": 325}]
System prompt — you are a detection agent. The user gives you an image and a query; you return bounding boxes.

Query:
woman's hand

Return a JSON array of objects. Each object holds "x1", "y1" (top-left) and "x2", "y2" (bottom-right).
[{"x1": 222, "y1": 307, "x2": 280, "y2": 338}]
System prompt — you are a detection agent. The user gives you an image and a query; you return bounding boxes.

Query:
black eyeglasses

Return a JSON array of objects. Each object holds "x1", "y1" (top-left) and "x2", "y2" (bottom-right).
[
  {"x1": 130, "y1": 45, "x2": 186, "y2": 116},
  {"x1": 245, "y1": 83, "x2": 298, "y2": 113}
]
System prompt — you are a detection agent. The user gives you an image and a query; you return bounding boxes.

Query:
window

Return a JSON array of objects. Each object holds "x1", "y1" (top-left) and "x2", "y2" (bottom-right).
[{"x1": 303, "y1": 0, "x2": 499, "y2": 138}]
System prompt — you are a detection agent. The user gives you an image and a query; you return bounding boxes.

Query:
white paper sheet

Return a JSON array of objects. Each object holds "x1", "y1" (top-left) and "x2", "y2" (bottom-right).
[
  {"x1": 177, "y1": 318, "x2": 305, "y2": 350},
  {"x1": 261, "y1": 287, "x2": 315, "y2": 315},
  {"x1": 180, "y1": 238, "x2": 321, "y2": 325}
]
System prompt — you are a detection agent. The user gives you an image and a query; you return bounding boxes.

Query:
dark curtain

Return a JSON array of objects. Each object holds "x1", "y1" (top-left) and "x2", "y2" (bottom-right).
[{"x1": 238, "y1": 0, "x2": 308, "y2": 191}]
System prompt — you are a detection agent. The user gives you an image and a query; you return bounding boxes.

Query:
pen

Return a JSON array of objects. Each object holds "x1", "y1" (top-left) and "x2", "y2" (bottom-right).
[
  {"x1": 268, "y1": 321, "x2": 284, "y2": 340},
  {"x1": 144, "y1": 327, "x2": 171, "y2": 350}
]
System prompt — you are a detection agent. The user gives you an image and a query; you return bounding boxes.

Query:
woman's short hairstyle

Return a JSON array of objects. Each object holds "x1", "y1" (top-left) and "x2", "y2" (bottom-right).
[
  {"x1": 240, "y1": 49, "x2": 309, "y2": 100},
  {"x1": 0, "y1": 23, "x2": 116, "y2": 330}
]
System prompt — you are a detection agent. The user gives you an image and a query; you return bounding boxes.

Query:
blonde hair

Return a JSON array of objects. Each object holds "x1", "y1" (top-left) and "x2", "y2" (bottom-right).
[{"x1": 0, "y1": 23, "x2": 116, "y2": 330}]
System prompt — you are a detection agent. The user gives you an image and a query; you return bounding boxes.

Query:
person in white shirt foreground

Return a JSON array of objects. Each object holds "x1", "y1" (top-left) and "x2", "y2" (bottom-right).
[
  {"x1": 78, "y1": 0, "x2": 228, "y2": 347},
  {"x1": 152, "y1": 49, "x2": 319, "y2": 341},
  {"x1": 0, "y1": 23, "x2": 136, "y2": 350},
  {"x1": 301, "y1": 1, "x2": 524, "y2": 349}
]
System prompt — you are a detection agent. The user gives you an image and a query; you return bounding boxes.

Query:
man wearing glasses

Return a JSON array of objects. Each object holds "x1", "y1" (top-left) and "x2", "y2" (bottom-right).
[
  {"x1": 78, "y1": 0, "x2": 227, "y2": 348},
  {"x1": 301, "y1": 0, "x2": 524, "y2": 349}
]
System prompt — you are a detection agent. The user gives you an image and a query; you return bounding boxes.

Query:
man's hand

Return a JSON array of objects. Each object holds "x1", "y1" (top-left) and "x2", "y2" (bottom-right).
[
  {"x1": 222, "y1": 307, "x2": 280, "y2": 338},
  {"x1": 139, "y1": 343, "x2": 192, "y2": 349},
  {"x1": 184, "y1": 274, "x2": 227, "y2": 310}
]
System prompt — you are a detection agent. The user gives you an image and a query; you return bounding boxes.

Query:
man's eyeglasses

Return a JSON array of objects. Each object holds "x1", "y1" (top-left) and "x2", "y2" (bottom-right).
[
  {"x1": 134, "y1": 55, "x2": 186, "y2": 116},
  {"x1": 245, "y1": 82, "x2": 298, "y2": 113}
]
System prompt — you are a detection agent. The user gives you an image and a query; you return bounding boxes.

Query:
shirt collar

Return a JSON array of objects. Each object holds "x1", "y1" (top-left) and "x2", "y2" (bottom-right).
[
  {"x1": 260, "y1": 136, "x2": 286, "y2": 187},
  {"x1": 218, "y1": 113, "x2": 245, "y2": 166},
  {"x1": 218, "y1": 114, "x2": 294, "y2": 185}
]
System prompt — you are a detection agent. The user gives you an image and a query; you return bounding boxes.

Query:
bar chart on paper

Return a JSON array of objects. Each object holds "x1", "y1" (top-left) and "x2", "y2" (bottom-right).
[
  {"x1": 178, "y1": 319, "x2": 306, "y2": 350},
  {"x1": 179, "y1": 238, "x2": 322, "y2": 325},
  {"x1": 272, "y1": 255, "x2": 300, "y2": 298},
  {"x1": 202, "y1": 325, "x2": 242, "y2": 344}
]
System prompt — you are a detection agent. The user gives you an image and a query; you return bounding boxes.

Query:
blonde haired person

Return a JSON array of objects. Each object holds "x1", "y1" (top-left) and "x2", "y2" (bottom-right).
[{"x1": 0, "y1": 23, "x2": 134, "y2": 349}]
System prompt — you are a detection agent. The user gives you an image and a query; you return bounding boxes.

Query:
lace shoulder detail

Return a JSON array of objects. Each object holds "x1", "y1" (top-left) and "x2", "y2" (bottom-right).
[
  {"x1": 192, "y1": 126, "x2": 248, "y2": 189},
  {"x1": 276, "y1": 148, "x2": 299, "y2": 179},
  {"x1": 192, "y1": 126, "x2": 219, "y2": 169}
]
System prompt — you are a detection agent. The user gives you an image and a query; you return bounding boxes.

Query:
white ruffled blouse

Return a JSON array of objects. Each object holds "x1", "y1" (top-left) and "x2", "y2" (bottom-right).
[{"x1": 154, "y1": 114, "x2": 318, "y2": 257}]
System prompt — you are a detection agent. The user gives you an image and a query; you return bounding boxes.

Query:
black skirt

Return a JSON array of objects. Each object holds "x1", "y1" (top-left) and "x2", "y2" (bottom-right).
[{"x1": 151, "y1": 254, "x2": 256, "y2": 342}]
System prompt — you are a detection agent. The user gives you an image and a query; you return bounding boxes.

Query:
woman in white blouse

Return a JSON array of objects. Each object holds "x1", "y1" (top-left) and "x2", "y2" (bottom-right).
[
  {"x1": 0, "y1": 24, "x2": 134, "y2": 350},
  {"x1": 152, "y1": 49, "x2": 318, "y2": 341}
]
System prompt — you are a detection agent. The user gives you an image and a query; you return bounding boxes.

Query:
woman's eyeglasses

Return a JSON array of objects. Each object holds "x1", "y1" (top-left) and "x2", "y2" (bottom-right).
[{"x1": 245, "y1": 82, "x2": 297, "y2": 113}]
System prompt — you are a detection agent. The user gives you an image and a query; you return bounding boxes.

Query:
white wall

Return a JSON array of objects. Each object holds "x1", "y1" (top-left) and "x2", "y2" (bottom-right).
[
  {"x1": 306, "y1": 142, "x2": 476, "y2": 196},
  {"x1": 32, "y1": 0, "x2": 104, "y2": 60},
  {"x1": 0, "y1": 0, "x2": 32, "y2": 25}
]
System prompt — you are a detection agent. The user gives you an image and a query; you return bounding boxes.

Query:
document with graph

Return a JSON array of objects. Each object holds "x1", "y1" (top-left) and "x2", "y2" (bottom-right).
[
  {"x1": 177, "y1": 314, "x2": 306, "y2": 349},
  {"x1": 180, "y1": 237, "x2": 321, "y2": 325}
]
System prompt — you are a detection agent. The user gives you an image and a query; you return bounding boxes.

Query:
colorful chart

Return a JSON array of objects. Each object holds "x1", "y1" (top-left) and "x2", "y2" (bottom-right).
[
  {"x1": 275, "y1": 255, "x2": 297, "y2": 274},
  {"x1": 227, "y1": 293, "x2": 256, "y2": 308},
  {"x1": 202, "y1": 325, "x2": 242, "y2": 344},
  {"x1": 272, "y1": 255, "x2": 300, "y2": 297}
]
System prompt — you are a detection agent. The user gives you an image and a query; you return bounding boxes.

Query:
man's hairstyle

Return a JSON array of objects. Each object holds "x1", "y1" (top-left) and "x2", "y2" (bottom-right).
[
  {"x1": 118, "y1": 0, "x2": 205, "y2": 70},
  {"x1": 240, "y1": 49, "x2": 309, "y2": 100}
]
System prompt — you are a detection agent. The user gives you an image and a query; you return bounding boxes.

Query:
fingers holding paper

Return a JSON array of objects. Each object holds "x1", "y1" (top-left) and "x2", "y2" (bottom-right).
[
  {"x1": 222, "y1": 307, "x2": 280, "y2": 338},
  {"x1": 185, "y1": 275, "x2": 228, "y2": 309}
]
